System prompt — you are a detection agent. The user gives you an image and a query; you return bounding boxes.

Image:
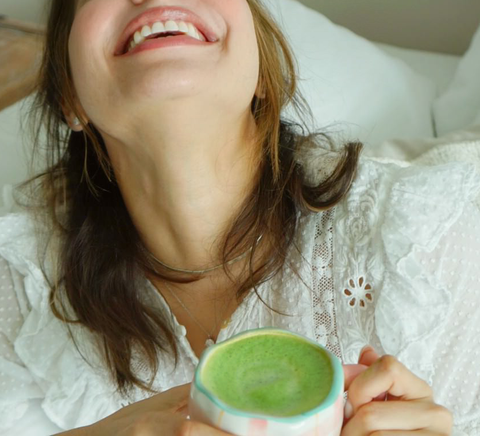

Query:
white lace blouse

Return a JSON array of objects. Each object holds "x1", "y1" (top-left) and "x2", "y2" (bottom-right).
[{"x1": 1, "y1": 156, "x2": 480, "y2": 435}]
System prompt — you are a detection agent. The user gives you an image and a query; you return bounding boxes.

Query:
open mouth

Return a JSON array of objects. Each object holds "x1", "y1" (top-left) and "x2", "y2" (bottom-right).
[
  {"x1": 123, "y1": 20, "x2": 208, "y2": 55},
  {"x1": 124, "y1": 31, "x2": 202, "y2": 54},
  {"x1": 115, "y1": 7, "x2": 218, "y2": 56}
]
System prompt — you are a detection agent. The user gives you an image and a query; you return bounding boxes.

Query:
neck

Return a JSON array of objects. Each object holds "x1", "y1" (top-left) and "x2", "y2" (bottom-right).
[{"x1": 100, "y1": 104, "x2": 261, "y2": 271}]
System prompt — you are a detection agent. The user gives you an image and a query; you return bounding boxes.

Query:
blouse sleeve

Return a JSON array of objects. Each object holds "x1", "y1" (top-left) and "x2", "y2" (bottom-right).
[
  {"x1": 0, "y1": 255, "x2": 44, "y2": 433},
  {"x1": 332, "y1": 157, "x2": 480, "y2": 435},
  {"x1": 0, "y1": 213, "x2": 124, "y2": 432},
  {"x1": 412, "y1": 200, "x2": 480, "y2": 435}
]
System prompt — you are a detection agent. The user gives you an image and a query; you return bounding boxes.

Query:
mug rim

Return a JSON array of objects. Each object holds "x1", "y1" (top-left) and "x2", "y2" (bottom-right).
[{"x1": 192, "y1": 327, "x2": 344, "y2": 423}]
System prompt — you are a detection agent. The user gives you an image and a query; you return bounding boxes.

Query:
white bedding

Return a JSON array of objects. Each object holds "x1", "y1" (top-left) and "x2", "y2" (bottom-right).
[
  {"x1": 433, "y1": 23, "x2": 480, "y2": 135},
  {"x1": 375, "y1": 43, "x2": 460, "y2": 98}
]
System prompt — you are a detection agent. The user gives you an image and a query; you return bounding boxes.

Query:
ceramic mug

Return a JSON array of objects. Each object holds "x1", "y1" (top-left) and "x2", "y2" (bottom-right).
[{"x1": 188, "y1": 328, "x2": 344, "y2": 436}]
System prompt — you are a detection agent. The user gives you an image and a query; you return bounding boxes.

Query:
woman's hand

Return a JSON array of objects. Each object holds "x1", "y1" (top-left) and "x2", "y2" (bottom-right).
[
  {"x1": 341, "y1": 346, "x2": 453, "y2": 436},
  {"x1": 83, "y1": 383, "x2": 231, "y2": 436}
]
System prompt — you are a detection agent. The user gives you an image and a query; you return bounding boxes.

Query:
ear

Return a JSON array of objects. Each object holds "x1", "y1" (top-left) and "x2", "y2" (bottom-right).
[{"x1": 61, "y1": 97, "x2": 87, "y2": 131}]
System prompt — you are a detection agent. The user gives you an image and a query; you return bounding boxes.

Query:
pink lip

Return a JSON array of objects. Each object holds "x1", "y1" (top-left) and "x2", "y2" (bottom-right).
[
  {"x1": 123, "y1": 34, "x2": 211, "y2": 56},
  {"x1": 115, "y1": 6, "x2": 218, "y2": 56}
]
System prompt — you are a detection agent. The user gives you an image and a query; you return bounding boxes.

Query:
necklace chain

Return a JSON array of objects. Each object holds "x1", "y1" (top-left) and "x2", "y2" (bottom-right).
[
  {"x1": 151, "y1": 235, "x2": 263, "y2": 275},
  {"x1": 163, "y1": 281, "x2": 234, "y2": 342}
]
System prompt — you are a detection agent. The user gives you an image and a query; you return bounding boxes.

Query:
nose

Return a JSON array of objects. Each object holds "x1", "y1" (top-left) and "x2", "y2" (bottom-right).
[{"x1": 130, "y1": 0, "x2": 148, "y2": 4}]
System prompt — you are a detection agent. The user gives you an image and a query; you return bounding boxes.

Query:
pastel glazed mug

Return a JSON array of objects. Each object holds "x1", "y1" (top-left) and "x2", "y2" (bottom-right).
[{"x1": 188, "y1": 328, "x2": 344, "y2": 436}]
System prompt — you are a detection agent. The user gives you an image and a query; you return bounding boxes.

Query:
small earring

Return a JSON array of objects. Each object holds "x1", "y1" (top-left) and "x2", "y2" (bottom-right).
[
  {"x1": 256, "y1": 89, "x2": 266, "y2": 99},
  {"x1": 73, "y1": 116, "x2": 81, "y2": 126}
]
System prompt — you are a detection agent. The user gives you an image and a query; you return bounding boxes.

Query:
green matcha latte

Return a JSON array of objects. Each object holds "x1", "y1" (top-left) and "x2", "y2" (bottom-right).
[{"x1": 199, "y1": 330, "x2": 334, "y2": 417}]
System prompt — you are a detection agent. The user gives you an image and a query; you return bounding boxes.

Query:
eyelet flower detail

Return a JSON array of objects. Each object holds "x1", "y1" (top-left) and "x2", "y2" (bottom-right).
[{"x1": 343, "y1": 276, "x2": 374, "y2": 309}]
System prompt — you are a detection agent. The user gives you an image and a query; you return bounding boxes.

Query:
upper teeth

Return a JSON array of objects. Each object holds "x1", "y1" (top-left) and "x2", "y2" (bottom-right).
[{"x1": 128, "y1": 20, "x2": 206, "y2": 52}]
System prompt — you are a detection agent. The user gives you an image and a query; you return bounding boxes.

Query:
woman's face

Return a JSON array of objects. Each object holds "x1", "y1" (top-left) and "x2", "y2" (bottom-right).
[{"x1": 68, "y1": 0, "x2": 260, "y2": 137}]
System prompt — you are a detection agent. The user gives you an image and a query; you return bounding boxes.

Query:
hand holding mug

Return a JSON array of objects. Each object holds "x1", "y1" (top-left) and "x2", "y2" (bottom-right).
[
  {"x1": 341, "y1": 346, "x2": 453, "y2": 436},
  {"x1": 82, "y1": 384, "x2": 231, "y2": 436}
]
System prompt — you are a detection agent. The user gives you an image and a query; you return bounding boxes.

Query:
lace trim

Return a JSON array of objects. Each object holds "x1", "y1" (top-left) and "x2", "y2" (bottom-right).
[
  {"x1": 333, "y1": 161, "x2": 387, "y2": 364},
  {"x1": 311, "y1": 207, "x2": 343, "y2": 361}
]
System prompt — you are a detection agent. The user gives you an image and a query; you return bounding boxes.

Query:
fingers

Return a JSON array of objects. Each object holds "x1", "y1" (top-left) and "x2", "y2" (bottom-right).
[
  {"x1": 358, "y1": 346, "x2": 380, "y2": 366},
  {"x1": 347, "y1": 355, "x2": 434, "y2": 416},
  {"x1": 343, "y1": 364, "x2": 368, "y2": 391},
  {"x1": 357, "y1": 346, "x2": 388, "y2": 401},
  {"x1": 341, "y1": 400, "x2": 453, "y2": 436},
  {"x1": 344, "y1": 345, "x2": 381, "y2": 391}
]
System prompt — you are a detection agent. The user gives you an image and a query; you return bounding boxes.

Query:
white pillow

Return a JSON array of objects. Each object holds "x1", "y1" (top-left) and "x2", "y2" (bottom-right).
[
  {"x1": 433, "y1": 22, "x2": 480, "y2": 136},
  {"x1": 0, "y1": 100, "x2": 31, "y2": 214},
  {"x1": 263, "y1": 0, "x2": 437, "y2": 150},
  {"x1": 0, "y1": 95, "x2": 47, "y2": 215}
]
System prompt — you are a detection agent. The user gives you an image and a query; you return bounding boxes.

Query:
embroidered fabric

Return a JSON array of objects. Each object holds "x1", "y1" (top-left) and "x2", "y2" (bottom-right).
[
  {"x1": 310, "y1": 207, "x2": 343, "y2": 358},
  {"x1": 415, "y1": 200, "x2": 480, "y2": 427},
  {"x1": 1, "y1": 157, "x2": 480, "y2": 434},
  {"x1": 413, "y1": 139, "x2": 480, "y2": 209},
  {"x1": 331, "y1": 159, "x2": 480, "y2": 434}
]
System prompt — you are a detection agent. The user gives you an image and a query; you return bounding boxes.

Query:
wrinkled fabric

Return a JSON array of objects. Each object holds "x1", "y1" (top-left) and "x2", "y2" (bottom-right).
[{"x1": 1, "y1": 156, "x2": 480, "y2": 433}]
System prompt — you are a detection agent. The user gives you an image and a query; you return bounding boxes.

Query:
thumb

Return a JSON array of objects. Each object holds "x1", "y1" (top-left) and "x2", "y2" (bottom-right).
[
  {"x1": 355, "y1": 346, "x2": 388, "y2": 401},
  {"x1": 343, "y1": 364, "x2": 368, "y2": 391},
  {"x1": 343, "y1": 346, "x2": 381, "y2": 390}
]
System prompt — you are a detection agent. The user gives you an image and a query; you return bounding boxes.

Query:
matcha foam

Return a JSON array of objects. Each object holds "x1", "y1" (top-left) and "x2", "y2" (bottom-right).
[{"x1": 200, "y1": 332, "x2": 334, "y2": 417}]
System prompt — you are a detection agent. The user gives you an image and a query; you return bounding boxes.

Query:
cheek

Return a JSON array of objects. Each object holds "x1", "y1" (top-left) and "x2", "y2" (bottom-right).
[
  {"x1": 69, "y1": 17, "x2": 92, "y2": 81},
  {"x1": 225, "y1": 1, "x2": 259, "y2": 78},
  {"x1": 242, "y1": 17, "x2": 260, "y2": 90},
  {"x1": 68, "y1": 3, "x2": 115, "y2": 102}
]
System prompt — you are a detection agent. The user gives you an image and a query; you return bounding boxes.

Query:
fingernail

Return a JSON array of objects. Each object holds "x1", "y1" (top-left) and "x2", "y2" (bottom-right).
[{"x1": 344, "y1": 400, "x2": 353, "y2": 420}]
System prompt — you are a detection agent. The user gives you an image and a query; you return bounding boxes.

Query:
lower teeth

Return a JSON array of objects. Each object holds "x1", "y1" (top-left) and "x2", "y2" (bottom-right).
[{"x1": 129, "y1": 34, "x2": 189, "y2": 52}]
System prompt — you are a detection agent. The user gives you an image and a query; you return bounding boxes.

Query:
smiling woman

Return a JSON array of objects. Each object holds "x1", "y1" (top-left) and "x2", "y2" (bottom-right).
[
  {"x1": 20, "y1": 0, "x2": 361, "y2": 408},
  {"x1": 1, "y1": 0, "x2": 480, "y2": 435}
]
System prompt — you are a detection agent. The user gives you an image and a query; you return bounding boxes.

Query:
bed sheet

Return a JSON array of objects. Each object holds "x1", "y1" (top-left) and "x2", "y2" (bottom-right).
[{"x1": 374, "y1": 42, "x2": 460, "y2": 97}]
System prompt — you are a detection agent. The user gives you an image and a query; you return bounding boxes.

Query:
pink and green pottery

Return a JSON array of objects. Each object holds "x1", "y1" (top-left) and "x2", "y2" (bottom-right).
[{"x1": 188, "y1": 328, "x2": 344, "y2": 436}]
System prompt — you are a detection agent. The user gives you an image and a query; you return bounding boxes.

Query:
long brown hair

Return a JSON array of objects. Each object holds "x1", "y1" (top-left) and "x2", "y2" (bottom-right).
[{"x1": 23, "y1": 0, "x2": 362, "y2": 398}]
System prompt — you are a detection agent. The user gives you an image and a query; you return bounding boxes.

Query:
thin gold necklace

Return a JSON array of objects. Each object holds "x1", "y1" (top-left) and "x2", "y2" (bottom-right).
[
  {"x1": 150, "y1": 234, "x2": 263, "y2": 275},
  {"x1": 163, "y1": 281, "x2": 234, "y2": 346}
]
